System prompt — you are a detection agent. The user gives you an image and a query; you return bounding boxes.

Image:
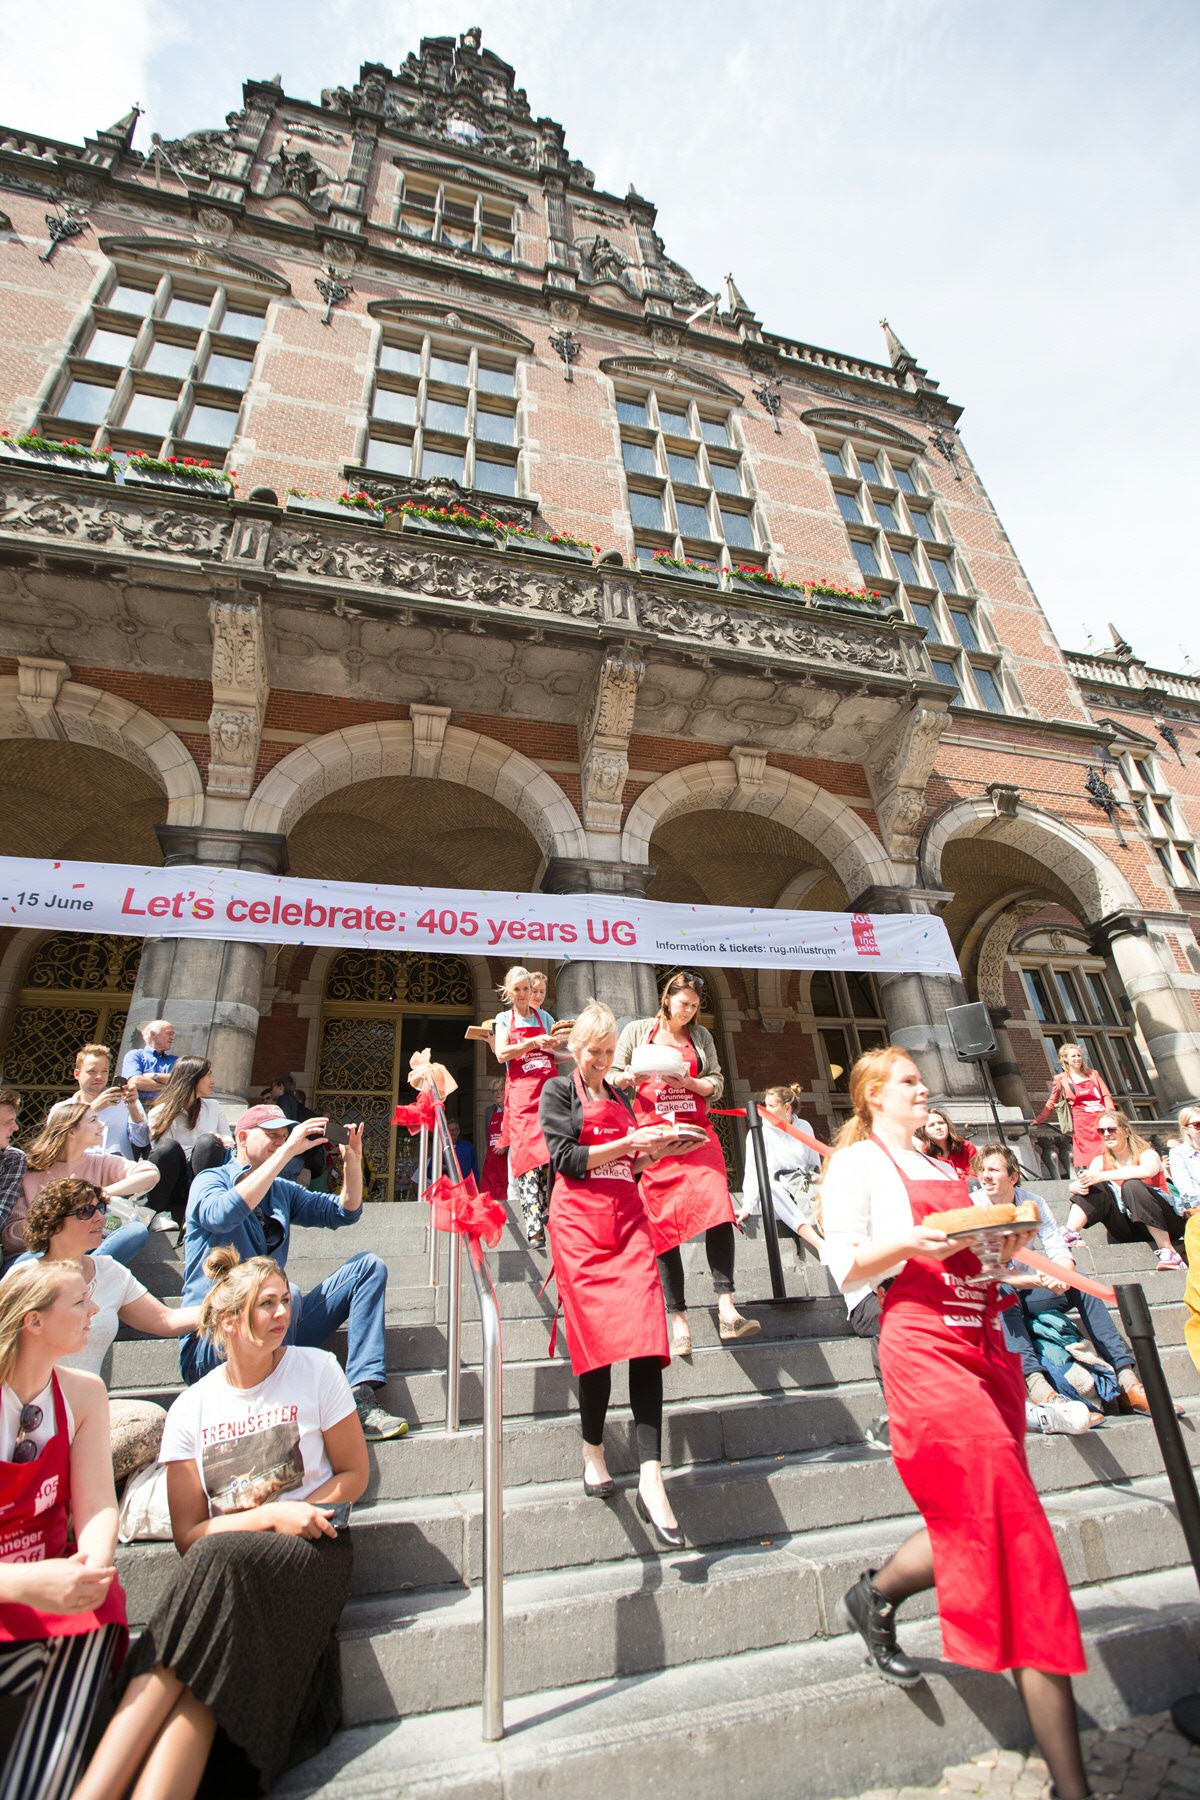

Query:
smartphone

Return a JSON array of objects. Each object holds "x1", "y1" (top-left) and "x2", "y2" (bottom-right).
[
  {"x1": 325, "y1": 1501, "x2": 352, "y2": 1532},
  {"x1": 324, "y1": 1120, "x2": 350, "y2": 1149}
]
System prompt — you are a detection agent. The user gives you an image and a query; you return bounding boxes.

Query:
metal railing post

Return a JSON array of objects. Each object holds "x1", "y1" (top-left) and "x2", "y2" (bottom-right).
[
  {"x1": 744, "y1": 1109, "x2": 788, "y2": 1301},
  {"x1": 419, "y1": 1123, "x2": 439, "y2": 1287}
]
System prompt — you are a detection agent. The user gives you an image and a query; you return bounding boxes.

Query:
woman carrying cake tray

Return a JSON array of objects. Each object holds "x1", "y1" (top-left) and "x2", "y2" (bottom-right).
[
  {"x1": 612, "y1": 971, "x2": 759, "y2": 1356},
  {"x1": 493, "y1": 967, "x2": 571, "y2": 1250},
  {"x1": 821, "y1": 1044, "x2": 1095, "y2": 1800}
]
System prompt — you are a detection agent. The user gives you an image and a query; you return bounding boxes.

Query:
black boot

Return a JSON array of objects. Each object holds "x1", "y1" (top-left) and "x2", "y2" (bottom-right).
[{"x1": 842, "y1": 1570, "x2": 922, "y2": 1687}]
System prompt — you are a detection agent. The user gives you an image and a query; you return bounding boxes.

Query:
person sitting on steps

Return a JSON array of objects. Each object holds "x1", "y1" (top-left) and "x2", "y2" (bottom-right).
[{"x1": 1064, "y1": 1109, "x2": 1184, "y2": 1271}]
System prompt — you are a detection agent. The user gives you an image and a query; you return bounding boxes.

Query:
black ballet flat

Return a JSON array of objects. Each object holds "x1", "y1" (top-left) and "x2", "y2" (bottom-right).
[
  {"x1": 636, "y1": 1489, "x2": 684, "y2": 1549},
  {"x1": 583, "y1": 1475, "x2": 616, "y2": 1500}
]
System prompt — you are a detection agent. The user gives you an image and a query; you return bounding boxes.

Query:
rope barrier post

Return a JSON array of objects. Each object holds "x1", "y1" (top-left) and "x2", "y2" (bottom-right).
[
  {"x1": 744, "y1": 1109, "x2": 788, "y2": 1302},
  {"x1": 419, "y1": 1123, "x2": 439, "y2": 1288},
  {"x1": 433, "y1": 1102, "x2": 463, "y2": 1435},
  {"x1": 1115, "y1": 1281, "x2": 1200, "y2": 1744}
]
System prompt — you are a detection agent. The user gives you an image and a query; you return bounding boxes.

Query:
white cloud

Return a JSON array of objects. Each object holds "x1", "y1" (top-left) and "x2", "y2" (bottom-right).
[{"x1": 0, "y1": 0, "x2": 184, "y2": 143}]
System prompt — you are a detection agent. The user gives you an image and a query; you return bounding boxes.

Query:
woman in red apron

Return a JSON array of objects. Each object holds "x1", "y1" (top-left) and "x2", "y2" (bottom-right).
[
  {"x1": 613, "y1": 972, "x2": 758, "y2": 1355},
  {"x1": 822, "y1": 1047, "x2": 1093, "y2": 1800},
  {"x1": 0, "y1": 1261, "x2": 126, "y2": 1800},
  {"x1": 540, "y1": 1001, "x2": 685, "y2": 1548},
  {"x1": 1032, "y1": 1043, "x2": 1113, "y2": 1172},
  {"x1": 494, "y1": 966, "x2": 567, "y2": 1249},
  {"x1": 479, "y1": 1077, "x2": 509, "y2": 1205}
]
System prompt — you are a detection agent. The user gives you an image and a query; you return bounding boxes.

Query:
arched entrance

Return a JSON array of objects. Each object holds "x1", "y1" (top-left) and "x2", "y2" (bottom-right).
[
  {"x1": 0, "y1": 933, "x2": 143, "y2": 1124},
  {"x1": 313, "y1": 949, "x2": 475, "y2": 1199}
]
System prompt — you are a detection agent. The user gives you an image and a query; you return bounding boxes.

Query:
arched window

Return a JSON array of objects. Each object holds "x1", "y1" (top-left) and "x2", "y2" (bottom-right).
[
  {"x1": 1, "y1": 933, "x2": 142, "y2": 1124},
  {"x1": 808, "y1": 970, "x2": 888, "y2": 1112},
  {"x1": 1016, "y1": 929, "x2": 1155, "y2": 1115}
]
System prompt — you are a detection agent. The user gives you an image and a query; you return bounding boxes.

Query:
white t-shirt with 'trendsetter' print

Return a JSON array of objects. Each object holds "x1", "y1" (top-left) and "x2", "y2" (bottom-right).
[{"x1": 159, "y1": 1346, "x2": 356, "y2": 1517}]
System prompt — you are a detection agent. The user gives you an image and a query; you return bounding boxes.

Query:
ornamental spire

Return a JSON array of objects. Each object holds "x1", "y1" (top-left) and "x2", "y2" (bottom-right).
[{"x1": 879, "y1": 317, "x2": 917, "y2": 372}]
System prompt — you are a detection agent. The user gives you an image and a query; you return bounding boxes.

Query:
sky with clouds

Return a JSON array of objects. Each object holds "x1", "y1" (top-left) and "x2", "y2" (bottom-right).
[{"x1": 1, "y1": 0, "x2": 1196, "y2": 675}]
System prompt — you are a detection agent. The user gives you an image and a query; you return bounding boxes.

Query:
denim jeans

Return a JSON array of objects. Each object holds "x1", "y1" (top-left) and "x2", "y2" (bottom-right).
[
  {"x1": 181, "y1": 1250, "x2": 388, "y2": 1389},
  {"x1": 97, "y1": 1220, "x2": 150, "y2": 1268},
  {"x1": 1000, "y1": 1284, "x2": 1133, "y2": 1379}
]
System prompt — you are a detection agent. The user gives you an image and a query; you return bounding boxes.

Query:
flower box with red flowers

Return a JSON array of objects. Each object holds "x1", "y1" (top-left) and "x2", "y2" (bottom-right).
[
  {"x1": 726, "y1": 563, "x2": 804, "y2": 595},
  {"x1": 285, "y1": 491, "x2": 383, "y2": 526},
  {"x1": 0, "y1": 431, "x2": 115, "y2": 480},
  {"x1": 649, "y1": 552, "x2": 721, "y2": 588},
  {"x1": 390, "y1": 502, "x2": 507, "y2": 547},
  {"x1": 122, "y1": 454, "x2": 234, "y2": 494},
  {"x1": 504, "y1": 527, "x2": 596, "y2": 564},
  {"x1": 804, "y1": 579, "x2": 888, "y2": 615}
]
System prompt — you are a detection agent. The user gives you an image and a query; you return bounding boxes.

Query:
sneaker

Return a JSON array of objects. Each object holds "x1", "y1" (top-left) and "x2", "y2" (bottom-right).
[
  {"x1": 355, "y1": 1398, "x2": 409, "y2": 1441},
  {"x1": 1156, "y1": 1246, "x2": 1184, "y2": 1271},
  {"x1": 1062, "y1": 1227, "x2": 1085, "y2": 1248},
  {"x1": 864, "y1": 1414, "x2": 891, "y2": 1451},
  {"x1": 527, "y1": 1230, "x2": 546, "y2": 1250},
  {"x1": 1026, "y1": 1399, "x2": 1093, "y2": 1435}
]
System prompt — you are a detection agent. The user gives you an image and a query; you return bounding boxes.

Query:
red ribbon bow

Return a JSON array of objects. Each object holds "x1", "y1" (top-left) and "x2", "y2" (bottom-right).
[
  {"x1": 392, "y1": 1090, "x2": 439, "y2": 1134},
  {"x1": 425, "y1": 1172, "x2": 507, "y2": 1249}
]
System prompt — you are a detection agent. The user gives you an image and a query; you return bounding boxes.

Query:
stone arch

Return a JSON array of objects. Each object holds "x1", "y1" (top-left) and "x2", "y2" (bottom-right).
[
  {"x1": 243, "y1": 720, "x2": 587, "y2": 860},
  {"x1": 0, "y1": 676, "x2": 204, "y2": 827},
  {"x1": 621, "y1": 759, "x2": 895, "y2": 899},
  {"x1": 919, "y1": 798, "x2": 1139, "y2": 927}
]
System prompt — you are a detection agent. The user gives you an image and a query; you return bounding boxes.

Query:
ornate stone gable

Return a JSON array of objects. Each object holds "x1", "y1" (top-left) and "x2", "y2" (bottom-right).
[
  {"x1": 365, "y1": 298, "x2": 532, "y2": 349},
  {"x1": 599, "y1": 356, "x2": 744, "y2": 402},
  {"x1": 152, "y1": 111, "x2": 248, "y2": 183},
  {"x1": 798, "y1": 407, "x2": 926, "y2": 452},
  {"x1": 96, "y1": 235, "x2": 292, "y2": 294}
]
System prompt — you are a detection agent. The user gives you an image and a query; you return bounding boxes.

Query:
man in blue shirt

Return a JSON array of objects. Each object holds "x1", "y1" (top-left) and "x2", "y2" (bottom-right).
[
  {"x1": 181, "y1": 1102, "x2": 407, "y2": 1441},
  {"x1": 122, "y1": 1018, "x2": 178, "y2": 1095}
]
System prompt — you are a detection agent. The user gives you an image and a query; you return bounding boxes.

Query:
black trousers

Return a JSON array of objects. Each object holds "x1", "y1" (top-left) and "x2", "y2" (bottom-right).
[
  {"x1": 1076, "y1": 1178, "x2": 1184, "y2": 1247},
  {"x1": 147, "y1": 1132, "x2": 228, "y2": 1225},
  {"x1": 847, "y1": 1289, "x2": 883, "y2": 1386},
  {"x1": 658, "y1": 1222, "x2": 736, "y2": 1312},
  {"x1": 577, "y1": 1358, "x2": 663, "y2": 1463}
]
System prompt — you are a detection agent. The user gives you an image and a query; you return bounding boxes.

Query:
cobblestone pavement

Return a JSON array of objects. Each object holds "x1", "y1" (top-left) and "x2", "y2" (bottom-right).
[{"x1": 829, "y1": 1710, "x2": 1200, "y2": 1799}]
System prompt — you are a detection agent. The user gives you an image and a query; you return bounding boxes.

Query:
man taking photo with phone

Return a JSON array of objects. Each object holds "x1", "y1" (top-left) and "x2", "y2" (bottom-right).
[{"x1": 179, "y1": 1103, "x2": 408, "y2": 1441}]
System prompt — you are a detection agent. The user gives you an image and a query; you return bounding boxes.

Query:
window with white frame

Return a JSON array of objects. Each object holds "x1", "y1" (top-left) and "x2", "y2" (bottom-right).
[
  {"x1": 618, "y1": 391, "x2": 757, "y2": 571},
  {"x1": 1119, "y1": 751, "x2": 1200, "y2": 890},
  {"x1": 392, "y1": 169, "x2": 517, "y2": 264},
  {"x1": 808, "y1": 970, "x2": 888, "y2": 1113},
  {"x1": 43, "y1": 270, "x2": 266, "y2": 461},
  {"x1": 1019, "y1": 950, "x2": 1155, "y2": 1115},
  {"x1": 364, "y1": 332, "x2": 521, "y2": 496},
  {"x1": 818, "y1": 434, "x2": 1006, "y2": 712}
]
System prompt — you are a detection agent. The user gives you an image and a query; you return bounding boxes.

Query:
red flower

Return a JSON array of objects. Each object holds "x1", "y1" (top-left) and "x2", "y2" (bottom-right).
[
  {"x1": 200, "y1": 460, "x2": 211, "y2": 468},
  {"x1": 166, "y1": 455, "x2": 178, "y2": 464},
  {"x1": 0, "y1": 430, "x2": 8, "y2": 439}
]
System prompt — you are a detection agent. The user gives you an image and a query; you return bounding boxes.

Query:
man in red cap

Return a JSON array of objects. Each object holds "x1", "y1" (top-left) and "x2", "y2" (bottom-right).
[{"x1": 177, "y1": 1103, "x2": 407, "y2": 1440}]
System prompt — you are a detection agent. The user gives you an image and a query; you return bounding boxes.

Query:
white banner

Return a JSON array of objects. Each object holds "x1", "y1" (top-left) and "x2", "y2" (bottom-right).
[{"x1": 0, "y1": 857, "x2": 959, "y2": 974}]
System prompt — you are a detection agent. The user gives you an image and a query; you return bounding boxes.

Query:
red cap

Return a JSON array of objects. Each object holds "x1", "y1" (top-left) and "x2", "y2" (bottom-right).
[{"x1": 234, "y1": 1104, "x2": 293, "y2": 1135}]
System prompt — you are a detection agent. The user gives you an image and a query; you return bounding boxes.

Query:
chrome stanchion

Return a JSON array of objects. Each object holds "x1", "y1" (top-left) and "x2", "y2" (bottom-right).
[{"x1": 419, "y1": 1123, "x2": 439, "y2": 1288}]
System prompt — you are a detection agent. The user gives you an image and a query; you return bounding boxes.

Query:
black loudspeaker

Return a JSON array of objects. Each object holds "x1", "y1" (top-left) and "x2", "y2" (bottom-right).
[{"x1": 945, "y1": 1001, "x2": 997, "y2": 1061}]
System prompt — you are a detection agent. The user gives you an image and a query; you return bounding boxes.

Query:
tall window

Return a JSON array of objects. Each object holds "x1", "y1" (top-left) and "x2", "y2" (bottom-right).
[
  {"x1": 809, "y1": 970, "x2": 888, "y2": 1113},
  {"x1": 364, "y1": 333, "x2": 521, "y2": 496},
  {"x1": 818, "y1": 436, "x2": 1006, "y2": 712},
  {"x1": 618, "y1": 392, "x2": 758, "y2": 572},
  {"x1": 1120, "y1": 752, "x2": 1200, "y2": 890},
  {"x1": 1020, "y1": 953, "x2": 1154, "y2": 1115},
  {"x1": 44, "y1": 272, "x2": 266, "y2": 462},
  {"x1": 393, "y1": 171, "x2": 517, "y2": 264}
]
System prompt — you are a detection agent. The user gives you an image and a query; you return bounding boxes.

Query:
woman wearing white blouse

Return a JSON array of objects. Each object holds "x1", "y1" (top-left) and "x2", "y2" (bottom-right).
[{"x1": 146, "y1": 1058, "x2": 231, "y2": 1226}]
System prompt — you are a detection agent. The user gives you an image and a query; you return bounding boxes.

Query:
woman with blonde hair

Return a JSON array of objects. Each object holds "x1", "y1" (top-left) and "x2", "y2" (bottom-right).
[
  {"x1": 5, "y1": 1101, "x2": 159, "y2": 1265},
  {"x1": 613, "y1": 971, "x2": 757, "y2": 1353},
  {"x1": 493, "y1": 965, "x2": 568, "y2": 1249},
  {"x1": 76, "y1": 1245, "x2": 368, "y2": 1800},
  {"x1": 1169, "y1": 1103, "x2": 1200, "y2": 1211},
  {"x1": 1065, "y1": 1108, "x2": 1183, "y2": 1269},
  {"x1": 539, "y1": 1002, "x2": 685, "y2": 1545},
  {"x1": 822, "y1": 1046, "x2": 1094, "y2": 1800},
  {"x1": 0, "y1": 1259, "x2": 126, "y2": 1800},
  {"x1": 1032, "y1": 1043, "x2": 1113, "y2": 1171}
]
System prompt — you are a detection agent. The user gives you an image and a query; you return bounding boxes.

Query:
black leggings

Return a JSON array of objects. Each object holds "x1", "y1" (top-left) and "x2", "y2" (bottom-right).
[
  {"x1": 658, "y1": 1222, "x2": 736, "y2": 1313},
  {"x1": 1076, "y1": 1178, "x2": 1184, "y2": 1246},
  {"x1": 146, "y1": 1132, "x2": 228, "y2": 1225},
  {"x1": 577, "y1": 1357, "x2": 663, "y2": 1463}
]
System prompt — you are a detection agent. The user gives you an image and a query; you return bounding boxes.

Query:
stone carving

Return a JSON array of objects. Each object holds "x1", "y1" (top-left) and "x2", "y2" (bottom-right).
[
  {"x1": 867, "y1": 704, "x2": 949, "y2": 860},
  {"x1": 0, "y1": 488, "x2": 233, "y2": 560},
  {"x1": 410, "y1": 703, "x2": 451, "y2": 777},
  {"x1": 580, "y1": 644, "x2": 644, "y2": 833},
  {"x1": 977, "y1": 901, "x2": 1042, "y2": 1009},
  {"x1": 195, "y1": 207, "x2": 232, "y2": 236},
  {"x1": 208, "y1": 598, "x2": 268, "y2": 799},
  {"x1": 366, "y1": 298, "x2": 532, "y2": 350},
  {"x1": 576, "y1": 235, "x2": 639, "y2": 295},
  {"x1": 264, "y1": 146, "x2": 334, "y2": 214},
  {"x1": 731, "y1": 745, "x2": 767, "y2": 797},
  {"x1": 281, "y1": 119, "x2": 347, "y2": 147},
  {"x1": 799, "y1": 406, "x2": 925, "y2": 453},
  {"x1": 97, "y1": 236, "x2": 292, "y2": 295},
  {"x1": 153, "y1": 111, "x2": 248, "y2": 182},
  {"x1": 636, "y1": 592, "x2": 905, "y2": 676},
  {"x1": 16, "y1": 657, "x2": 69, "y2": 738},
  {"x1": 646, "y1": 231, "x2": 713, "y2": 310},
  {"x1": 599, "y1": 355, "x2": 742, "y2": 401}
]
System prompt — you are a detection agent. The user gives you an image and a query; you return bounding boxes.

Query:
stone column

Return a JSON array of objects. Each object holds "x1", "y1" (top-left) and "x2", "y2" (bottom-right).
[
  {"x1": 122, "y1": 826, "x2": 287, "y2": 1108},
  {"x1": 540, "y1": 858, "x2": 658, "y2": 1026},
  {"x1": 1093, "y1": 913, "x2": 1200, "y2": 1107},
  {"x1": 850, "y1": 884, "x2": 984, "y2": 1104}
]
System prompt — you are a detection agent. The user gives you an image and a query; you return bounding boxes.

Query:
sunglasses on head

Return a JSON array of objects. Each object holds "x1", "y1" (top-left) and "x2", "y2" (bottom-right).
[
  {"x1": 668, "y1": 971, "x2": 706, "y2": 996},
  {"x1": 70, "y1": 1198, "x2": 108, "y2": 1222},
  {"x1": 12, "y1": 1401, "x2": 43, "y2": 1465}
]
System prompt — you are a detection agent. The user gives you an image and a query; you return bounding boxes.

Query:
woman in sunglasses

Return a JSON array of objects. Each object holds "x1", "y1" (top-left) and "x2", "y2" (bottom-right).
[
  {"x1": 613, "y1": 972, "x2": 758, "y2": 1354},
  {"x1": 1065, "y1": 1110, "x2": 1184, "y2": 1271},
  {"x1": 6, "y1": 1101, "x2": 160, "y2": 1269},
  {"x1": 0, "y1": 1260, "x2": 126, "y2": 1800},
  {"x1": 1168, "y1": 1106, "x2": 1200, "y2": 1212},
  {"x1": 6, "y1": 1179, "x2": 200, "y2": 1482}
]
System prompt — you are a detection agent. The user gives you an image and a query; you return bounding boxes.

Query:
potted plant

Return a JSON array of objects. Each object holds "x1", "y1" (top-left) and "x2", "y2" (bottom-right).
[
  {"x1": 122, "y1": 453, "x2": 234, "y2": 494},
  {"x1": 505, "y1": 527, "x2": 596, "y2": 564},
  {"x1": 0, "y1": 430, "x2": 114, "y2": 480},
  {"x1": 391, "y1": 502, "x2": 506, "y2": 546},
  {"x1": 285, "y1": 489, "x2": 376, "y2": 523},
  {"x1": 648, "y1": 551, "x2": 722, "y2": 588},
  {"x1": 726, "y1": 563, "x2": 804, "y2": 596},
  {"x1": 804, "y1": 579, "x2": 887, "y2": 615}
]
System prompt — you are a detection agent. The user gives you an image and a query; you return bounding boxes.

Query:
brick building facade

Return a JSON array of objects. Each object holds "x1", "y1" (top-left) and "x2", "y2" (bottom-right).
[{"x1": 1, "y1": 29, "x2": 1198, "y2": 1189}]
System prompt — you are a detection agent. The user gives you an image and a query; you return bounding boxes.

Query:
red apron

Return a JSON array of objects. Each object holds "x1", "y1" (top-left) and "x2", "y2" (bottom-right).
[
  {"x1": 480, "y1": 1106, "x2": 509, "y2": 1203},
  {"x1": 503, "y1": 1017, "x2": 556, "y2": 1179},
  {"x1": 631, "y1": 1025, "x2": 735, "y2": 1256},
  {"x1": 547, "y1": 1073, "x2": 670, "y2": 1377},
  {"x1": 1064, "y1": 1073, "x2": 1111, "y2": 1167},
  {"x1": 874, "y1": 1138, "x2": 1084, "y2": 1676},
  {"x1": 0, "y1": 1374, "x2": 127, "y2": 1649}
]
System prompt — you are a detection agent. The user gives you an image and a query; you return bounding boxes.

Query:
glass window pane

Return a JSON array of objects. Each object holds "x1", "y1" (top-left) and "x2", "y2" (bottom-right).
[
  {"x1": 819, "y1": 1029, "x2": 852, "y2": 1092},
  {"x1": 1023, "y1": 969, "x2": 1052, "y2": 1022},
  {"x1": 220, "y1": 308, "x2": 264, "y2": 341},
  {"x1": 428, "y1": 354, "x2": 469, "y2": 387},
  {"x1": 477, "y1": 364, "x2": 515, "y2": 395},
  {"x1": 482, "y1": 238, "x2": 513, "y2": 262},
  {"x1": 622, "y1": 440, "x2": 657, "y2": 476},
  {"x1": 950, "y1": 611, "x2": 980, "y2": 650},
  {"x1": 858, "y1": 454, "x2": 880, "y2": 483},
  {"x1": 617, "y1": 397, "x2": 649, "y2": 428},
  {"x1": 1113, "y1": 1035, "x2": 1150, "y2": 1092},
  {"x1": 1054, "y1": 971, "x2": 1085, "y2": 1021},
  {"x1": 204, "y1": 353, "x2": 252, "y2": 390},
  {"x1": 676, "y1": 502, "x2": 712, "y2": 538},
  {"x1": 59, "y1": 380, "x2": 113, "y2": 424},
  {"x1": 658, "y1": 405, "x2": 690, "y2": 435},
  {"x1": 929, "y1": 556, "x2": 955, "y2": 593},
  {"x1": 874, "y1": 500, "x2": 899, "y2": 531},
  {"x1": 475, "y1": 459, "x2": 516, "y2": 496},
  {"x1": 1134, "y1": 759, "x2": 1154, "y2": 789},
  {"x1": 365, "y1": 437, "x2": 411, "y2": 474},
  {"x1": 852, "y1": 538, "x2": 880, "y2": 577},
  {"x1": 972, "y1": 666, "x2": 1004, "y2": 712},
  {"x1": 909, "y1": 602, "x2": 938, "y2": 641},
  {"x1": 424, "y1": 399, "x2": 467, "y2": 435},
  {"x1": 166, "y1": 295, "x2": 211, "y2": 329},
  {"x1": 667, "y1": 452, "x2": 700, "y2": 484},
  {"x1": 892, "y1": 547, "x2": 919, "y2": 583},
  {"x1": 856, "y1": 1027, "x2": 887, "y2": 1055},
  {"x1": 836, "y1": 491, "x2": 862, "y2": 523},
  {"x1": 85, "y1": 328, "x2": 136, "y2": 365},
  {"x1": 720, "y1": 508, "x2": 755, "y2": 549},
  {"x1": 710, "y1": 462, "x2": 742, "y2": 496},
  {"x1": 810, "y1": 972, "x2": 838, "y2": 1014},
  {"x1": 893, "y1": 464, "x2": 917, "y2": 493},
  {"x1": 843, "y1": 972, "x2": 879, "y2": 1018},
  {"x1": 475, "y1": 409, "x2": 515, "y2": 445},
  {"x1": 820, "y1": 447, "x2": 844, "y2": 476},
  {"x1": 186, "y1": 403, "x2": 237, "y2": 446},
  {"x1": 372, "y1": 388, "x2": 416, "y2": 425},
  {"x1": 121, "y1": 391, "x2": 176, "y2": 434},
  {"x1": 700, "y1": 416, "x2": 730, "y2": 446},
  {"x1": 421, "y1": 449, "x2": 465, "y2": 482},
  {"x1": 380, "y1": 344, "x2": 422, "y2": 377},
  {"x1": 145, "y1": 341, "x2": 193, "y2": 379},
  {"x1": 1086, "y1": 973, "x2": 1118, "y2": 1025},
  {"x1": 108, "y1": 284, "x2": 155, "y2": 316},
  {"x1": 629, "y1": 490, "x2": 665, "y2": 530},
  {"x1": 910, "y1": 508, "x2": 935, "y2": 540},
  {"x1": 930, "y1": 659, "x2": 961, "y2": 699}
]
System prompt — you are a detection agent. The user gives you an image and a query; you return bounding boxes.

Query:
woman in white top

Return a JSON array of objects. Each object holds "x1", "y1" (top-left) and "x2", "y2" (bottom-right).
[
  {"x1": 735, "y1": 1084, "x2": 823, "y2": 1254},
  {"x1": 1169, "y1": 1105, "x2": 1200, "y2": 1209},
  {"x1": 10, "y1": 1178, "x2": 200, "y2": 1481},
  {"x1": 146, "y1": 1058, "x2": 232, "y2": 1228},
  {"x1": 76, "y1": 1246, "x2": 368, "y2": 1800}
]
